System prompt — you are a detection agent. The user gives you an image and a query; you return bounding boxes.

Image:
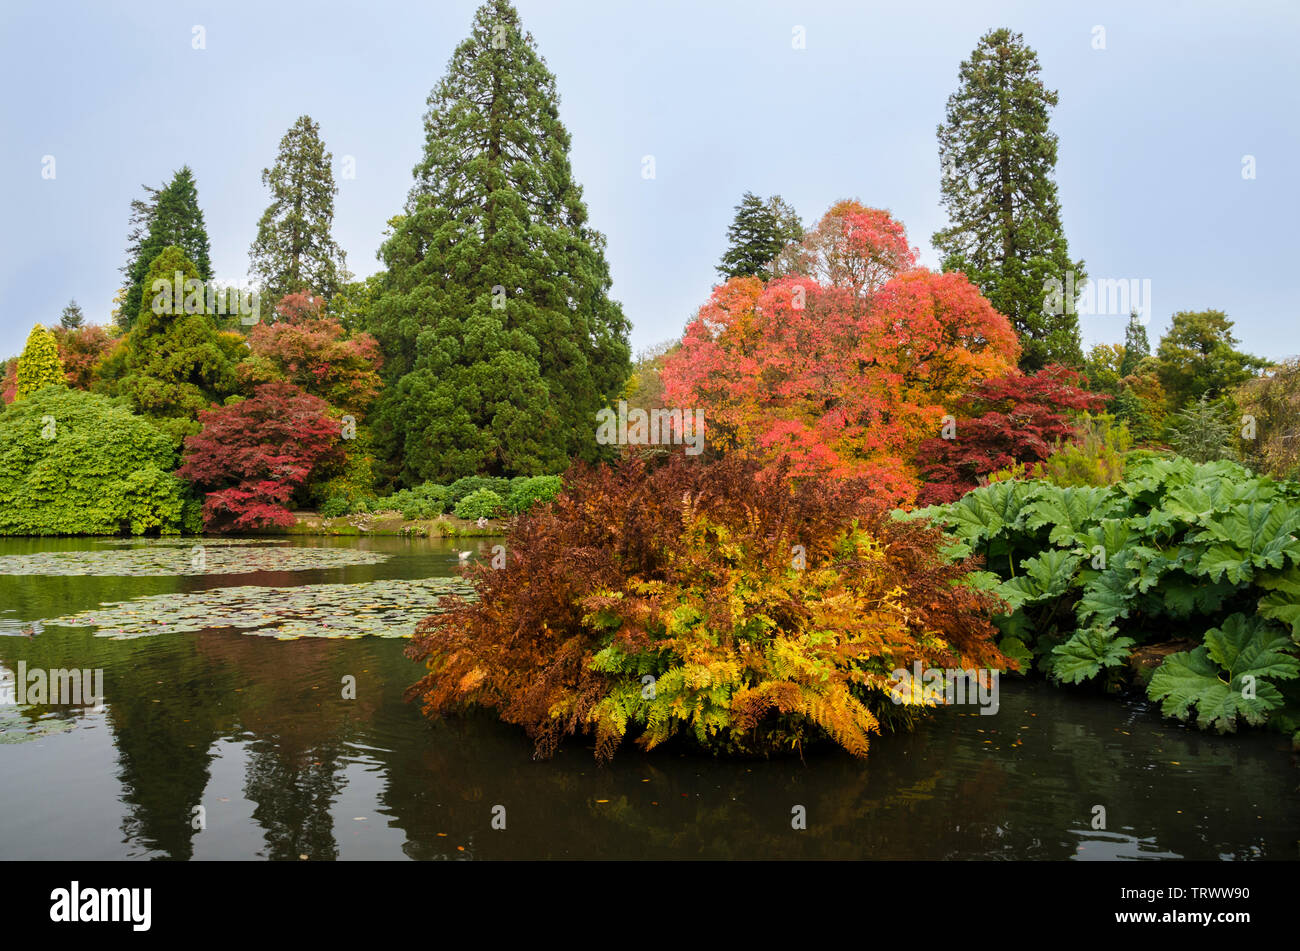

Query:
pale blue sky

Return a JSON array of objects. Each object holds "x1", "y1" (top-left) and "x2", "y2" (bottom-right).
[{"x1": 1, "y1": 0, "x2": 1296, "y2": 363}]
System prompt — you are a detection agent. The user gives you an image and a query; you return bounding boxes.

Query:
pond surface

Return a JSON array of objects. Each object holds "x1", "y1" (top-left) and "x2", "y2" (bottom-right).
[{"x1": 0, "y1": 535, "x2": 1296, "y2": 860}]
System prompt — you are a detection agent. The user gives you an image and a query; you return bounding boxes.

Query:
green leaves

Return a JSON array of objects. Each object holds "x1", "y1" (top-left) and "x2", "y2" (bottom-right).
[
  {"x1": 1148, "y1": 615, "x2": 1300, "y2": 732},
  {"x1": 1024, "y1": 485, "x2": 1120, "y2": 547},
  {"x1": 998, "y1": 549, "x2": 1079, "y2": 609},
  {"x1": 930, "y1": 479, "x2": 1037, "y2": 545},
  {"x1": 926, "y1": 453, "x2": 1300, "y2": 737},
  {"x1": 1051, "y1": 626, "x2": 1135, "y2": 684},
  {"x1": 1257, "y1": 568, "x2": 1300, "y2": 640},
  {"x1": 1193, "y1": 501, "x2": 1300, "y2": 583},
  {"x1": 0, "y1": 387, "x2": 191, "y2": 536}
]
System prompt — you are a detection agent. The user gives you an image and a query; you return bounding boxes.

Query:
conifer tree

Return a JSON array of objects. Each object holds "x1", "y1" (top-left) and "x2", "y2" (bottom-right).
[
  {"x1": 1119, "y1": 312, "x2": 1150, "y2": 378},
  {"x1": 716, "y1": 192, "x2": 803, "y2": 280},
  {"x1": 121, "y1": 167, "x2": 213, "y2": 328},
  {"x1": 370, "y1": 0, "x2": 630, "y2": 484},
  {"x1": 15, "y1": 324, "x2": 65, "y2": 399},
  {"x1": 120, "y1": 246, "x2": 241, "y2": 444},
  {"x1": 249, "y1": 115, "x2": 347, "y2": 305},
  {"x1": 59, "y1": 299, "x2": 85, "y2": 330},
  {"x1": 933, "y1": 28, "x2": 1084, "y2": 371}
]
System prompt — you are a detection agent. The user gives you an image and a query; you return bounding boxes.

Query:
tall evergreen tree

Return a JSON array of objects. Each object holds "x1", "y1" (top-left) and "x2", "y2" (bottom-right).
[
  {"x1": 59, "y1": 299, "x2": 85, "y2": 329},
  {"x1": 249, "y1": 115, "x2": 348, "y2": 305},
  {"x1": 120, "y1": 184, "x2": 160, "y2": 279},
  {"x1": 370, "y1": 0, "x2": 630, "y2": 485},
  {"x1": 716, "y1": 192, "x2": 803, "y2": 280},
  {"x1": 121, "y1": 167, "x2": 213, "y2": 329},
  {"x1": 933, "y1": 28, "x2": 1084, "y2": 372},
  {"x1": 1119, "y1": 311, "x2": 1150, "y2": 378}
]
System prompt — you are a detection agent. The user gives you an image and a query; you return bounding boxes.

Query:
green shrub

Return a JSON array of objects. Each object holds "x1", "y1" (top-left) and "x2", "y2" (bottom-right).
[
  {"x1": 319, "y1": 496, "x2": 351, "y2": 518},
  {"x1": 914, "y1": 454, "x2": 1300, "y2": 739},
  {"x1": 446, "y1": 475, "x2": 511, "y2": 504},
  {"x1": 453, "y1": 488, "x2": 505, "y2": 520},
  {"x1": 506, "y1": 475, "x2": 563, "y2": 514},
  {"x1": 0, "y1": 387, "x2": 189, "y2": 535},
  {"x1": 384, "y1": 482, "x2": 449, "y2": 519},
  {"x1": 1168, "y1": 394, "x2": 1238, "y2": 463}
]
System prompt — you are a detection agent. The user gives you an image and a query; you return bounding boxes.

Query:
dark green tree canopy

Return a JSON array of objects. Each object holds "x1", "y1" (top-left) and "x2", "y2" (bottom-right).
[
  {"x1": 249, "y1": 115, "x2": 348, "y2": 304},
  {"x1": 1155, "y1": 309, "x2": 1268, "y2": 408},
  {"x1": 933, "y1": 28, "x2": 1084, "y2": 372},
  {"x1": 121, "y1": 167, "x2": 213, "y2": 329},
  {"x1": 369, "y1": 0, "x2": 630, "y2": 486},
  {"x1": 716, "y1": 192, "x2": 804, "y2": 280}
]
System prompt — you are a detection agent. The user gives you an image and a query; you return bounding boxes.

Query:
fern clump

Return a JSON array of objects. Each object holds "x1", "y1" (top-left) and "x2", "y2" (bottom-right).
[
  {"x1": 915, "y1": 453, "x2": 1300, "y2": 736},
  {"x1": 406, "y1": 454, "x2": 1009, "y2": 760}
]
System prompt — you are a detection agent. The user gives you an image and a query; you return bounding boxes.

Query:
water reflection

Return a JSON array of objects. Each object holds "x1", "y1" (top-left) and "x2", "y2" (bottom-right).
[{"x1": 0, "y1": 536, "x2": 1296, "y2": 860}]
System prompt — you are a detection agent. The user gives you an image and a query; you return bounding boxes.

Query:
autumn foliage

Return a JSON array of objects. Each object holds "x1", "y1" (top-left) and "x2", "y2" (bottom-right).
[
  {"x1": 52, "y1": 324, "x2": 115, "y2": 390},
  {"x1": 662, "y1": 247, "x2": 1019, "y2": 503},
  {"x1": 406, "y1": 453, "x2": 1009, "y2": 760},
  {"x1": 237, "y1": 292, "x2": 383, "y2": 416},
  {"x1": 915, "y1": 365, "x2": 1110, "y2": 505},
  {"x1": 177, "y1": 382, "x2": 345, "y2": 529}
]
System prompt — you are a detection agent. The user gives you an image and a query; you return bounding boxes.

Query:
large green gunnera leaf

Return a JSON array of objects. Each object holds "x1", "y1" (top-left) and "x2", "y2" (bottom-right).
[{"x1": 1147, "y1": 614, "x2": 1300, "y2": 732}]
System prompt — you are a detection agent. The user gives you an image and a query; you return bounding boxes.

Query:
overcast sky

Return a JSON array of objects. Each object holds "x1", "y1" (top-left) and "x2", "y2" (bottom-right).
[{"x1": 1, "y1": 0, "x2": 1296, "y2": 363}]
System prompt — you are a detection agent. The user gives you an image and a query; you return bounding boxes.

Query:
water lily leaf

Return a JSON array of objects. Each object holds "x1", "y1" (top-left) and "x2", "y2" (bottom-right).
[{"x1": 46, "y1": 577, "x2": 475, "y2": 639}]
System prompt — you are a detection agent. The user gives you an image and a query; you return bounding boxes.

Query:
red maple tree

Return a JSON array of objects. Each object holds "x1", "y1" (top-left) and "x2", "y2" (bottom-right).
[
  {"x1": 177, "y1": 382, "x2": 345, "y2": 529},
  {"x1": 914, "y1": 365, "x2": 1110, "y2": 504},
  {"x1": 662, "y1": 226, "x2": 1019, "y2": 504}
]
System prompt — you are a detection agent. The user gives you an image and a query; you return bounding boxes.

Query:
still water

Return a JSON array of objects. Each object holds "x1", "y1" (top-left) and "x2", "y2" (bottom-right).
[{"x1": 0, "y1": 536, "x2": 1296, "y2": 860}]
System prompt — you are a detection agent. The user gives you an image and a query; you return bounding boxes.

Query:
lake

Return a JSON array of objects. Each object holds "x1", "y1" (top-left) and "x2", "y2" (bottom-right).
[{"x1": 0, "y1": 535, "x2": 1296, "y2": 860}]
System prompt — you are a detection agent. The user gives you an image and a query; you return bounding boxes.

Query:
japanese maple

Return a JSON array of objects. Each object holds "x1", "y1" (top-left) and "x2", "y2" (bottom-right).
[
  {"x1": 915, "y1": 365, "x2": 1109, "y2": 504},
  {"x1": 177, "y1": 382, "x2": 345, "y2": 529}
]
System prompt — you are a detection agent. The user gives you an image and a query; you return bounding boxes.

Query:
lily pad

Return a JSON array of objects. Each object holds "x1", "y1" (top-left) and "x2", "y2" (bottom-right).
[
  {"x1": 46, "y1": 577, "x2": 475, "y2": 640},
  {"x1": 0, "y1": 544, "x2": 390, "y2": 577},
  {"x1": 0, "y1": 710, "x2": 77, "y2": 744}
]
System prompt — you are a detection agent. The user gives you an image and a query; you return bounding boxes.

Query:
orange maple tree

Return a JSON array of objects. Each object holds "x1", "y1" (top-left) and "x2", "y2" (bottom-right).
[{"x1": 663, "y1": 206, "x2": 1019, "y2": 503}]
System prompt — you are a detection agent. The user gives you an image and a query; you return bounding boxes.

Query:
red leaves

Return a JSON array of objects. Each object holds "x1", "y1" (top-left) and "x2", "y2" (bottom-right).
[
  {"x1": 237, "y1": 293, "x2": 382, "y2": 416},
  {"x1": 915, "y1": 365, "x2": 1111, "y2": 504},
  {"x1": 177, "y1": 382, "x2": 344, "y2": 530},
  {"x1": 662, "y1": 212, "x2": 1019, "y2": 504}
]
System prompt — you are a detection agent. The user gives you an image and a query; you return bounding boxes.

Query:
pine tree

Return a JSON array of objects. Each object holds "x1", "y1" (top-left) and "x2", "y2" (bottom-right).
[
  {"x1": 121, "y1": 167, "x2": 213, "y2": 329},
  {"x1": 369, "y1": 0, "x2": 630, "y2": 485},
  {"x1": 249, "y1": 115, "x2": 348, "y2": 305},
  {"x1": 716, "y1": 192, "x2": 803, "y2": 280},
  {"x1": 59, "y1": 299, "x2": 85, "y2": 330},
  {"x1": 1119, "y1": 312, "x2": 1150, "y2": 378},
  {"x1": 933, "y1": 28, "x2": 1085, "y2": 372},
  {"x1": 15, "y1": 324, "x2": 65, "y2": 398}
]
